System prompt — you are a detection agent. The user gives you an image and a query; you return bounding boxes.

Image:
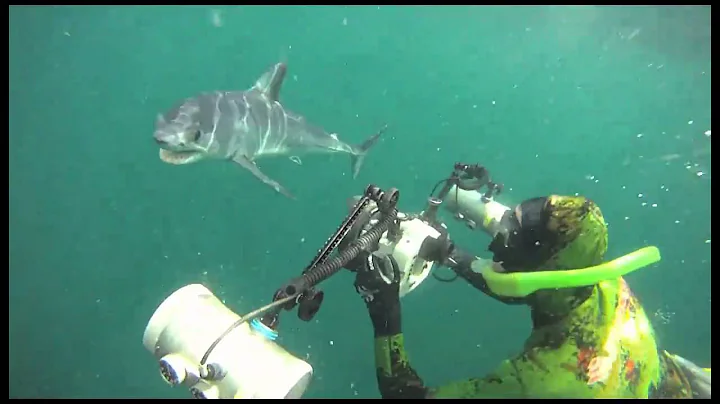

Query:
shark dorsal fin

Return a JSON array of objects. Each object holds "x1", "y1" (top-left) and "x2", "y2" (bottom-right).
[{"x1": 251, "y1": 63, "x2": 287, "y2": 102}]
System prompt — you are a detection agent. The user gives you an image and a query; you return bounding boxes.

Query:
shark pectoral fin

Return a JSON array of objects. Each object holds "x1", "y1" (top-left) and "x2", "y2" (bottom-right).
[
  {"x1": 232, "y1": 154, "x2": 296, "y2": 200},
  {"x1": 251, "y1": 62, "x2": 287, "y2": 102}
]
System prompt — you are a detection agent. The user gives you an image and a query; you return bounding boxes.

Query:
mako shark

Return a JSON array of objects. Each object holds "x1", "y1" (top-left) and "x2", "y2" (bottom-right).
[{"x1": 153, "y1": 62, "x2": 386, "y2": 199}]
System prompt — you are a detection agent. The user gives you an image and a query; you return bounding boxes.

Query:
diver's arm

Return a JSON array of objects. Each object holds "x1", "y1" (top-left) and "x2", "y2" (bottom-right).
[
  {"x1": 427, "y1": 358, "x2": 528, "y2": 399},
  {"x1": 371, "y1": 303, "x2": 532, "y2": 399},
  {"x1": 368, "y1": 299, "x2": 429, "y2": 399},
  {"x1": 373, "y1": 319, "x2": 543, "y2": 399},
  {"x1": 368, "y1": 246, "x2": 525, "y2": 399},
  {"x1": 353, "y1": 253, "x2": 429, "y2": 399},
  {"x1": 443, "y1": 245, "x2": 526, "y2": 305}
]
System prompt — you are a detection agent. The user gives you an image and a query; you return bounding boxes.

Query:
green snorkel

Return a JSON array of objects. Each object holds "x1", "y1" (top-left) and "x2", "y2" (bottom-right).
[{"x1": 473, "y1": 246, "x2": 661, "y2": 298}]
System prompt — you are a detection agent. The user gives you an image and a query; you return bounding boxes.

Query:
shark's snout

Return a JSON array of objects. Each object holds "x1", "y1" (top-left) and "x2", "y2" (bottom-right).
[{"x1": 154, "y1": 130, "x2": 180, "y2": 149}]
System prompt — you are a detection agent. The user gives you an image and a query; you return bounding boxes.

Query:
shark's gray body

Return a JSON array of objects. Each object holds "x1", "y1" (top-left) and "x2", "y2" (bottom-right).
[{"x1": 154, "y1": 63, "x2": 385, "y2": 198}]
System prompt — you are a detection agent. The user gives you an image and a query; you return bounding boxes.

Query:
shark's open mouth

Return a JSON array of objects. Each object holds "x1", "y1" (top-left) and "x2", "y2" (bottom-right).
[{"x1": 158, "y1": 149, "x2": 203, "y2": 165}]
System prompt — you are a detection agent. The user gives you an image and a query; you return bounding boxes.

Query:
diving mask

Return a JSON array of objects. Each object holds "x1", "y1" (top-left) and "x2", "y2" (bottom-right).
[{"x1": 471, "y1": 246, "x2": 661, "y2": 298}]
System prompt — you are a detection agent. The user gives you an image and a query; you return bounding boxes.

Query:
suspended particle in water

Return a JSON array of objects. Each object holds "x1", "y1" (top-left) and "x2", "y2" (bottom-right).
[
  {"x1": 654, "y1": 307, "x2": 675, "y2": 325},
  {"x1": 210, "y1": 9, "x2": 223, "y2": 27},
  {"x1": 289, "y1": 155, "x2": 302, "y2": 165}
]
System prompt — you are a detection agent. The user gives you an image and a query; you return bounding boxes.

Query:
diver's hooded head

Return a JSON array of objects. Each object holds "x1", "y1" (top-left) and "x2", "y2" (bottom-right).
[{"x1": 487, "y1": 195, "x2": 608, "y2": 321}]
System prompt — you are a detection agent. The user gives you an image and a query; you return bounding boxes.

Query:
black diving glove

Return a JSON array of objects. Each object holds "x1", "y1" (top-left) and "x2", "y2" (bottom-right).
[
  {"x1": 444, "y1": 244, "x2": 527, "y2": 305},
  {"x1": 353, "y1": 254, "x2": 402, "y2": 337}
]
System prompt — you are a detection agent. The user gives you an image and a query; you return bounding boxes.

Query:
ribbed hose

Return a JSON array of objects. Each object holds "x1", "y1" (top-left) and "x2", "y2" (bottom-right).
[{"x1": 294, "y1": 209, "x2": 398, "y2": 291}]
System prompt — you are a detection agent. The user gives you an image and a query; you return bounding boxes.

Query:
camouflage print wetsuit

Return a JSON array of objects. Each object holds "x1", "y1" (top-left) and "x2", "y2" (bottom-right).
[
  {"x1": 373, "y1": 277, "x2": 697, "y2": 398},
  {"x1": 369, "y1": 196, "x2": 707, "y2": 399}
]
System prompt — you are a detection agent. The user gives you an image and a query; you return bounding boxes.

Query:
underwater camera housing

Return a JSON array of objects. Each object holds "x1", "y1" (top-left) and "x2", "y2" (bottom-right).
[{"x1": 339, "y1": 197, "x2": 447, "y2": 297}]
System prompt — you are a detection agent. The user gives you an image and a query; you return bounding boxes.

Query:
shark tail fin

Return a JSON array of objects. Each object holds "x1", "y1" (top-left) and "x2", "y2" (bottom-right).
[{"x1": 350, "y1": 124, "x2": 387, "y2": 179}]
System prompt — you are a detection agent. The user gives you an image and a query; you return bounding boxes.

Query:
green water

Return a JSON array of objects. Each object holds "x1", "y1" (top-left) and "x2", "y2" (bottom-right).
[{"x1": 9, "y1": 6, "x2": 711, "y2": 399}]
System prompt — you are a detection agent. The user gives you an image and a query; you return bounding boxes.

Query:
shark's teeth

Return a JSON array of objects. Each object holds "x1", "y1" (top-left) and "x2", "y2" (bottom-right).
[{"x1": 158, "y1": 149, "x2": 201, "y2": 165}]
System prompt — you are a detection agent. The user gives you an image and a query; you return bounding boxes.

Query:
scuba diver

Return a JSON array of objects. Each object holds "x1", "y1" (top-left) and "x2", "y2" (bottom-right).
[
  {"x1": 140, "y1": 162, "x2": 710, "y2": 399},
  {"x1": 349, "y1": 164, "x2": 711, "y2": 399}
]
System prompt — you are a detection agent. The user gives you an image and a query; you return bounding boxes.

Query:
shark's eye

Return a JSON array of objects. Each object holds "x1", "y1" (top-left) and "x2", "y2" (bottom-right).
[{"x1": 192, "y1": 130, "x2": 201, "y2": 142}]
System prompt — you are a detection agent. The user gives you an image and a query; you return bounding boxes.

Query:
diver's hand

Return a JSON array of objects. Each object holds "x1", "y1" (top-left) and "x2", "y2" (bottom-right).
[
  {"x1": 353, "y1": 254, "x2": 402, "y2": 337},
  {"x1": 443, "y1": 245, "x2": 477, "y2": 273},
  {"x1": 353, "y1": 254, "x2": 401, "y2": 306}
]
